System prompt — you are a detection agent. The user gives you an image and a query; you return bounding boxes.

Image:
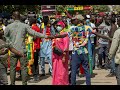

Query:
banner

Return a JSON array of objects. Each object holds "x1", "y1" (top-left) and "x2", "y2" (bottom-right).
[
  {"x1": 41, "y1": 5, "x2": 56, "y2": 16},
  {"x1": 74, "y1": 6, "x2": 83, "y2": 10},
  {"x1": 67, "y1": 6, "x2": 92, "y2": 11}
]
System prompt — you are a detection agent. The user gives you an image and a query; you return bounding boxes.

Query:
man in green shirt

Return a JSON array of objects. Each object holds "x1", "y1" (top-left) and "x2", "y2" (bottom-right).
[
  {"x1": 0, "y1": 30, "x2": 24, "y2": 85},
  {"x1": 4, "y1": 11, "x2": 54, "y2": 85}
]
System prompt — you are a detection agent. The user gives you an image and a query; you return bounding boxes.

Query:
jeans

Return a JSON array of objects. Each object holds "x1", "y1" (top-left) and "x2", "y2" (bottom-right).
[
  {"x1": 40, "y1": 57, "x2": 52, "y2": 74},
  {"x1": 110, "y1": 58, "x2": 115, "y2": 74},
  {"x1": 98, "y1": 44, "x2": 108, "y2": 67},
  {"x1": 71, "y1": 51, "x2": 91, "y2": 85},
  {"x1": 91, "y1": 44, "x2": 95, "y2": 69},
  {"x1": 115, "y1": 64, "x2": 120, "y2": 85}
]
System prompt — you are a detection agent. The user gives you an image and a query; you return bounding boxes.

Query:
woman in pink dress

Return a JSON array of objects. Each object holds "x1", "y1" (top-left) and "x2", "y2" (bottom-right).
[{"x1": 52, "y1": 21, "x2": 69, "y2": 85}]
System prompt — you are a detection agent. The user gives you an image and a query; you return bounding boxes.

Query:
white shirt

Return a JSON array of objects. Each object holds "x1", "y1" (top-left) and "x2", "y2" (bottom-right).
[
  {"x1": 2, "y1": 25, "x2": 6, "y2": 31},
  {"x1": 98, "y1": 22, "x2": 111, "y2": 44},
  {"x1": 89, "y1": 22, "x2": 96, "y2": 43},
  {"x1": 90, "y1": 23, "x2": 96, "y2": 28}
]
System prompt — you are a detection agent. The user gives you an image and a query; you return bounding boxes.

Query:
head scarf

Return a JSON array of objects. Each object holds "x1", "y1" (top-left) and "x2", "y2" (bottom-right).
[{"x1": 57, "y1": 21, "x2": 65, "y2": 29}]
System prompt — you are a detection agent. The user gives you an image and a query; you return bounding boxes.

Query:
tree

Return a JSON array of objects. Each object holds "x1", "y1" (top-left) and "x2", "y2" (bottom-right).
[
  {"x1": 56, "y1": 5, "x2": 65, "y2": 13},
  {"x1": 92, "y1": 5, "x2": 110, "y2": 13},
  {"x1": 56, "y1": 5, "x2": 75, "y2": 13},
  {"x1": 113, "y1": 5, "x2": 120, "y2": 14},
  {"x1": 0, "y1": 5, "x2": 41, "y2": 15},
  {"x1": 55, "y1": 5, "x2": 110, "y2": 15}
]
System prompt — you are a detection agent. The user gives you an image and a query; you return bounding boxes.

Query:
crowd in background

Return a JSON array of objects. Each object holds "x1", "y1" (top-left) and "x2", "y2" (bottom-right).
[{"x1": 0, "y1": 9, "x2": 120, "y2": 85}]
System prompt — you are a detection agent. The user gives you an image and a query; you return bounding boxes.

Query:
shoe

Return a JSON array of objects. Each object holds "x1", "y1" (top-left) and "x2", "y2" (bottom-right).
[
  {"x1": 105, "y1": 73, "x2": 115, "y2": 77},
  {"x1": 40, "y1": 74, "x2": 45, "y2": 77},
  {"x1": 48, "y1": 69, "x2": 52, "y2": 76},
  {"x1": 93, "y1": 66, "x2": 95, "y2": 70},
  {"x1": 48, "y1": 72, "x2": 52, "y2": 76}
]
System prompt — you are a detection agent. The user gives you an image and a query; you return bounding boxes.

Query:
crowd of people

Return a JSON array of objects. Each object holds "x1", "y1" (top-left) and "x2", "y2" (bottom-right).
[{"x1": 0, "y1": 9, "x2": 120, "y2": 85}]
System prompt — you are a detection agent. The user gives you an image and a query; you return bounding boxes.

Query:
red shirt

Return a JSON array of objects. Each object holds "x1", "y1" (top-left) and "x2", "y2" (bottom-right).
[
  {"x1": 41, "y1": 26, "x2": 51, "y2": 36},
  {"x1": 32, "y1": 24, "x2": 41, "y2": 51}
]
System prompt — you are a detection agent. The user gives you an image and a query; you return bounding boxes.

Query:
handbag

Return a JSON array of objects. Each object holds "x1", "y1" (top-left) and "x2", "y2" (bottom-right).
[
  {"x1": 53, "y1": 47, "x2": 63, "y2": 56},
  {"x1": 53, "y1": 34, "x2": 65, "y2": 56}
]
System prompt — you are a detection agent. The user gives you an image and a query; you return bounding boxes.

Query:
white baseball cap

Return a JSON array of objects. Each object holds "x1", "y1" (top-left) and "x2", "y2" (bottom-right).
[{"x1": 86, "y1": 15, "x2": 90, "y2": 19}]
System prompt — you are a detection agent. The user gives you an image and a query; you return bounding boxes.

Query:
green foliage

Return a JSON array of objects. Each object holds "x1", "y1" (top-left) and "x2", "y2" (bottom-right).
[
  {"x1": 113, "y1": 5, "x2": 120, "y2": 13},
  {"x1": 56, "y1": 5, "x2": 75, "y2": 13},
  {"x1": 0, "y1": 5, "x2": 110, "y2": 15},
  {"x1": 92, "y1": 5, "x2": 110, "y2": 12},
  {"x1": 56, "y1": 5, "x2": 65, "y2": 13},
  {"x1": 56, "y1": 5, "x2": 110, "y2": 14},
  {"x1": 0, "y1": 5, "x2": 41, "y2": 14}
]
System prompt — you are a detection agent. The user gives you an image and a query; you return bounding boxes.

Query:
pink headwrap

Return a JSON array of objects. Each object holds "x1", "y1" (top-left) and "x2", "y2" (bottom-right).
[{"x1": 57, "y1": 21, "x2": 65, "y2": 29}]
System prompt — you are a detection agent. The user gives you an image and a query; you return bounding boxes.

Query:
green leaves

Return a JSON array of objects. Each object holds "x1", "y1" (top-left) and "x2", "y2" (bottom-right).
[
  {"x1": 0, "y1": 5, "x2": 111, "y2": 15},
  {"x1": 92, "y1": 5, "x2": 110, "y2": 12},
  {"x1": 56, "y1": 5, "x2": 65, "y2": 13},
  {"x1": 113, "y1": 5, "x2": 120, "y2": 13},
  {"x1": 56, "y1": 5, "x2": 75, "y2": 13},
  {"x1": 0, "y1": 5, "x2": 41, "y2": 15}
]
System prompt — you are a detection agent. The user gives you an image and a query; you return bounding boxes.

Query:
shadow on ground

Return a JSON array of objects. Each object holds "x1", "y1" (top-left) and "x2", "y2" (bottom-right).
[
  {"x1": 15, "y1": 73, "x2": 51, "y2": 81},
  {"x1": 76, "y1": 80, "x2": 86, "y2": 85},
  {"x1": 92, "y1": 82, "x2": 112, "y2": 83},
  {"x1": 91, "y1": 73, "x2": 98, "y2": 78},
  {"x1": 79, "y1": 73, "x2": 97, "y2": 78},
  {"x1": 39, "y1": 74, "x2": 51, "y2": 81}
]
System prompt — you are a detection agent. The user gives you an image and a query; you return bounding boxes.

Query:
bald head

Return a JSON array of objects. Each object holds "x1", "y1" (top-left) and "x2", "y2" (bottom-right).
[{"x1": 12, "y1": 11, "x2": 20, "y2": 20}]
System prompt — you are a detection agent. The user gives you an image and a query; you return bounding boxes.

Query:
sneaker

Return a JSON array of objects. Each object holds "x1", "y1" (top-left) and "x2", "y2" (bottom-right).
[
  {"x1": 48, "y1": 72, "x2": 52, "y2": 76},
  {"x1": 48, "y1": 69, "x2": 52, "y2": 76}
]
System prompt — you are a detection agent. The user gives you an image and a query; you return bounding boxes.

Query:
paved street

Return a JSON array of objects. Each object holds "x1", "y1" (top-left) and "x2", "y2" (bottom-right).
[{"x1": 7, "y1": 64, "x2": 117, "y2": 85}]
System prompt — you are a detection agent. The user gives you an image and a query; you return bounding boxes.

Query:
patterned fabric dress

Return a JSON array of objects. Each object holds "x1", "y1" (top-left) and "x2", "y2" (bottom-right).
[{"x1": 25, "y1": 34, "x2": 34, "y2": 75}]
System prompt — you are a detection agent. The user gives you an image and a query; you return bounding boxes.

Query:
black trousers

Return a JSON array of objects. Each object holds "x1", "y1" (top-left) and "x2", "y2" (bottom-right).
[{"x1": 32, "y1": 49, "x2": 40, "y2": 78}]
